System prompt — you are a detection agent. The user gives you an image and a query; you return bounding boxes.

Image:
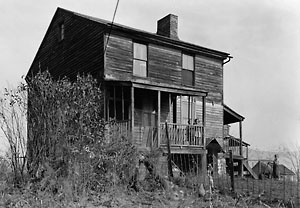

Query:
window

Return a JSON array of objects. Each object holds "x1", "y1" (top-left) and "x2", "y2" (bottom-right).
[
  {"x1": 182, "y1": 53, "x2": 194, "y2": 85},
  {"x1": 133, "y1": 43, "x2": 147, "y2": 77},
  {"x1": 59, "y1": 23, "x2": 65, "y2": 41}
]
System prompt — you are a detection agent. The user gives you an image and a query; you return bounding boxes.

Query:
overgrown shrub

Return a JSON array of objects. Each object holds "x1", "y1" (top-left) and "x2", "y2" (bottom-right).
[
  {"x1": 25, "y1": 71, "x2": 137, "y2": 196},
  {"x1": 1, "y1": 71, "x2": 138, "y2": 197}
]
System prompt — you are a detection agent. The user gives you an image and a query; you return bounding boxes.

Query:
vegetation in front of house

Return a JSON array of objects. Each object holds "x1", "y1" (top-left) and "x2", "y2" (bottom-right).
[{"x1": 0, "y1": 71, "x2": 298, "y2": 207}]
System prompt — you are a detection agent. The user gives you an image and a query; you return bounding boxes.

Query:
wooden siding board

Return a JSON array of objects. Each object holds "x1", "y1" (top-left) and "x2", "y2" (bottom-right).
[
  {"x1": 105, "y1": 34, "x2": 133, "y2": 80},
  {"x1": 148, "y1": 45, "x2": 181, "y2": 84},
  {"x1": 195, "y1": 55, "x2": 223, "y2": 103}
]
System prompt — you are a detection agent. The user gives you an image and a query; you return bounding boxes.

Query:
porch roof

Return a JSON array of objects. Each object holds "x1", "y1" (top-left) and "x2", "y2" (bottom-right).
[
  {"x1": 107, "y1": 80, "x2": 208, "y2": 96},
  {"x1": 223, "y1": 104, "x2": 245, "y2": 125},
  {"x1": 133, "y1": 82, "x2": 207, "y2": 96}
]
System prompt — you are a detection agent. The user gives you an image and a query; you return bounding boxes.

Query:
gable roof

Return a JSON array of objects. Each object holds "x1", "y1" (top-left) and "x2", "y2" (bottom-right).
[
  {"x1": 58, "y1": 7, "x2": 230, "y2": 60},
  {"x1": 252, "y1": 161, "x2": 295, "y2": 176}
]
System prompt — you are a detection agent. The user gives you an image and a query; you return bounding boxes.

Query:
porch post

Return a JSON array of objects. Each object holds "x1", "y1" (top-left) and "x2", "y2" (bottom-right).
[
  {"x1": 188, "y1": 96, "x2": 190, "y2": 123},
  {"x1": 239, "y1": 121, "x2": 243, "y2": 177},
  {"x1": 202, "y1": 96, "x2": 206, "y2": 147},
  {"x1": 239, "y1": 121, "x2": 242, "y2": 156},
  {"x1": 180, "y1": 95, "x2": 183, "y2": 124},
  {"x1": 158, "y1": 91, "x2": 161, "y2": 147},
  {"x1": 202, "y1": 96, "x2": 207, "y2": 175},
  {"x1": 173, "y1": 95, "x2": 177, "y2": 123},
  {"x1": 169, "y1": 93, "x2": 172, "y2": 122},
  {"x1": 121, "y1": 86, "x2": 124, "y2": 120},
  {"x1": 131, "y1": 86, "x2": 134, "y2": 141},
  {"x1": 104, "y1": 85, "x2": 107, "y2": 121},
  {"x1": 113, "y1": 85, "x2": 116, "y2": 119}
]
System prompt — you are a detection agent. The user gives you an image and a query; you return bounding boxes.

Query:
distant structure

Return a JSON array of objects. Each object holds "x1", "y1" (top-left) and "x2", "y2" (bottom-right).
[{"x1": 252, "y1": 160, "x2": 295, "y2": 181}]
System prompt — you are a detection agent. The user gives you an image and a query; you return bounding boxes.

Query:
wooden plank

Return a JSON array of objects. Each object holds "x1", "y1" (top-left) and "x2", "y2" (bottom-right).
[
  {"x1": 158, "y1": 91, "x2": 161, "y2": 147},
  {"x1": 165, "y1": 122, "x2": 173, "y2": 178},
  {"x1": 131, "y1": 86, "x2": 134, "y2": 141}
]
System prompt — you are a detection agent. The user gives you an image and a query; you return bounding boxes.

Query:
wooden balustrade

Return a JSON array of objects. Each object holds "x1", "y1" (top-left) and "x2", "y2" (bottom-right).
[
  {"x1": 107, "y1": 120, "x2": 131, "y2": 139},
  {"x1": 223, "y1": 137, "x2": 248, "y2": 158},
  {"x1": 160, "y1": 123, "x2": 204, "y2": 147},
  {"x1": 106, "y1": 121, "x2": 204, "y2": 148}
]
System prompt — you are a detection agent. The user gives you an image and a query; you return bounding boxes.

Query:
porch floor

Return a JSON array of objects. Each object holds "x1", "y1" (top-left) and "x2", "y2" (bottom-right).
[{"x1": 160, "y1": 144, "x2": 206, "y2": 154}]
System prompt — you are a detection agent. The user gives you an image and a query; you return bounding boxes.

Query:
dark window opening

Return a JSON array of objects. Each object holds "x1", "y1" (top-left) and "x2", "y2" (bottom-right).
[
  {"x1": 59, "y1": 23, "x2": 65, "y2": 41},
  {"x1": 107, "y1": 85, "x2": 130, "y2": 121}
]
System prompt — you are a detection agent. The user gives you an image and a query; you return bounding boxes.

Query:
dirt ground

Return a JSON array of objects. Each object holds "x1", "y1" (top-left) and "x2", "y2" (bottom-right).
[{"x1": 0, "y1": 185, "x2": 291, "y2": 208}]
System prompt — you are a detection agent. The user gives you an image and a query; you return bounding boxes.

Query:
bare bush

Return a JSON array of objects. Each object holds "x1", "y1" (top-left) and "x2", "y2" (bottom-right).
[
  {"x1": 0, "y1": 82, "x2": 27, "y2": 186},
  {"x1": 285, "y1": 143, "x2": 300, "y2": 181}
]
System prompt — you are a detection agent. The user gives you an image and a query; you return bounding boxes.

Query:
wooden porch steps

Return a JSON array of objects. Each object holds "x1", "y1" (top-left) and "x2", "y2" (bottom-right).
[{"x1": 243, "y1": 160, "x2": 258, "y2": 179}]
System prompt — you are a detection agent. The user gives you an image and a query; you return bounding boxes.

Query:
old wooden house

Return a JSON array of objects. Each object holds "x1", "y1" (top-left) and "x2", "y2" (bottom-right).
[{"x1": 26, "y1": 7, "x2": 248, "y2": 177}]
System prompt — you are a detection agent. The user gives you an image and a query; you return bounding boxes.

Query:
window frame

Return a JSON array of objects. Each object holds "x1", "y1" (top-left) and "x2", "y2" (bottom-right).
[
  {"x1": 58, "y1": 22, "x2": 65, "y2": 41},
  {"x1": 181, "y1": 53, "x2": 195, "y2": 86},
  {"x1": 133, "y1": 42, "x2": 148, "y2": 77}
]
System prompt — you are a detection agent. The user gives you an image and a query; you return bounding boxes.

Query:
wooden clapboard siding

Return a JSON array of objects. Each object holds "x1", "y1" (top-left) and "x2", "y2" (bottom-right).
[
  {"x1": 105, "y1": 34, "x2": 133, "y2": 80},
  {"x1": 104, "y1": 35, "x2": 183, "y2": 85},
  {"x1": 205, "y1": 102, "x2": 223, "y2": 138},
  {"x1": 148, "y1": 45, "x2": 181, "y2": 84},
  {"x1": 195, "y1": 55, "x2": 223, "y2": 103},
  {"x1": 173, "y1": 98, "x2": 223, "y2": 139},
  {"x1": 194, "y1": 100, "x2": 223, "y2": 138},
  {"x1": 104, "y1": 34, "x2": 223, "y2": 104},
  {"x1": 28, "y1": 8, "x2": 105, "y2": 81}
]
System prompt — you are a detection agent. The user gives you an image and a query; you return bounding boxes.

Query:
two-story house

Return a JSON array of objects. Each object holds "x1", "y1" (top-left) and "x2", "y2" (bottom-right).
[{"x1": 26, "y1": 7, "x2": 248, "y2": 177}]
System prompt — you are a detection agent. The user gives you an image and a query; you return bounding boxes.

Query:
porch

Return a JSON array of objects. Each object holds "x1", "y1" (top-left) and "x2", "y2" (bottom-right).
[
  {"x1": 223, "y1": 136, "x2": 249, "y2": 160},
  {"x1": 223, "y1": 104, "x2": 246, "y2": 158},
  {"x1": 223, "y1": 104, "x2": 249, "y2": 177},
  {"x1": 104, "y1": 81, "x2": 207, "y2": 154}
]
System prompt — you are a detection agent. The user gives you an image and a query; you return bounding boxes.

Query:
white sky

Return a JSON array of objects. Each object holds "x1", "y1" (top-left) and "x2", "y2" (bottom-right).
[{"x1": 0, "y1": 0, "x2": 299, "y2": 152}]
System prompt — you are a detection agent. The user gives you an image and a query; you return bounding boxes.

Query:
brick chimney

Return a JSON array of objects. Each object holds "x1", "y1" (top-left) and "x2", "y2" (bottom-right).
[{"x1": 157, "y1": 14, "x2": 179, "y2": 40}]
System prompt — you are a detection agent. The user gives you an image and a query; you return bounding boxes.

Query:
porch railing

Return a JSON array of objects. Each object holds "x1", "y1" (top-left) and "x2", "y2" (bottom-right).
[
  {"x1": 106, "y1": 121, "x2": 205, "y2": 148},
  {"x1": 223, "y1": 138, "x2": 248, "y2": 158},
  {"x1": 106, "y1": 120, "x2": 131, "y2": 139},
  {"x1": 160, "y1": 123, "x2": 204, "y2": 147}
]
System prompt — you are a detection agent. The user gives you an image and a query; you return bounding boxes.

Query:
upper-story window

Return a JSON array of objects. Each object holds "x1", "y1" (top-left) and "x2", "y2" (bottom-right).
[
  {"x1": 133, "y1": 43, "x2": 147, "y2": 77},
  {"x1": 59, "y1": 23, "x2": 65, "y2": 41},
  {"x1": 182, "y1": 53, "x2": 194, "y2": 86}
]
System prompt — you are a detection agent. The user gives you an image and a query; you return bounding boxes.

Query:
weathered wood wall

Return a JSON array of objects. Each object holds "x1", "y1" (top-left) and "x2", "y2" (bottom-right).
[
  {"x1": 105, "y1": 34, "x2": 224, "y2": 139},
  {"x1": 177, "y1": 98, "x2": 223, "y2": 139},
  {"x1": 28, "y1": 9, "x2": 105, "y2": 81},
  {"x1": 28, "y1": 8, "x2": 225, "y2": 141}
]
